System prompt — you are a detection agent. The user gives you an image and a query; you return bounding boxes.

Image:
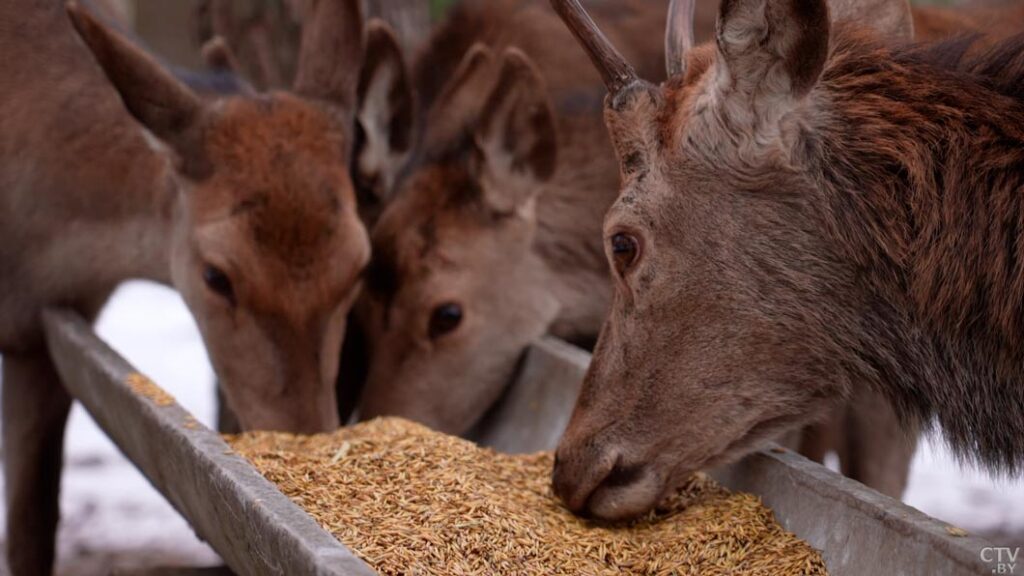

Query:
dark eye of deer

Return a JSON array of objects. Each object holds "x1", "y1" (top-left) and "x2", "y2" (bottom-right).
[
  {"x1": 429, "y1": 303, "x2": 463, "y2": 339},
  {"x1": 203, "y1": 265, "x2": 235, "y2": 305},
  {"x1": 611, "y1": 233, "x2": 640, "y2": 274}
]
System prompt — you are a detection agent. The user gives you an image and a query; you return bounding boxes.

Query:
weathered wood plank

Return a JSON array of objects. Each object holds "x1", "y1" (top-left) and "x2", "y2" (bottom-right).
[
  {"x1": 111, "y1": 567, "x2": 235, "y2": 576},
  {"x1": 713, "y1": 449, "x2": 993, "y2": 576},
  {"x1": 471, "y1": 337, "x2": 589, "y2": 454},
  {"x1": 41, "y1": 308, "x2": 999, "y2": 575},
  {"x1": 43, "y1": 309, "x2": 375, "y2": 576}
]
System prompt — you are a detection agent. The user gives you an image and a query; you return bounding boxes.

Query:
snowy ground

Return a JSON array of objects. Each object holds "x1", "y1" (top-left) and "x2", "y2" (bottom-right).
[{"x1": 0, "y1": 280, "x2": 1022, "y2": 575}]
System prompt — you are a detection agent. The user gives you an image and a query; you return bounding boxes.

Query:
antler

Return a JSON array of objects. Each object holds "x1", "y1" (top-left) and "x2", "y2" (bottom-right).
[
  {"x1": 548, "y1": 0, "x2": 638, "y2": 95},
  {"x1": 665, "y1": 0, "x2": 695, "y2": 78}
]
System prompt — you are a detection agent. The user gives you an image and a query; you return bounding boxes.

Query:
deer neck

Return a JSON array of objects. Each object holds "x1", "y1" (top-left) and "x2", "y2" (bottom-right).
[
  {"x1": 55, "y1": 141, "x2": 179, "y2": 293},
  {"x1": 109, "y1": 164, "x2": 179, "y2": 286},
  {"x1": 810, "y1": 35, "x2": 1024, "y2": 471}
]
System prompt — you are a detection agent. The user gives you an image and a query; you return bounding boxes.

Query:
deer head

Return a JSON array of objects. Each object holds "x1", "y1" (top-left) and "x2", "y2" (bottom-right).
[
  {"x1": 67, "y1": 0, "x2": 369, "y2": 433},
  {"x1": 548, "y1": 0, "x2": 915, "y2": 520},
  {"x1": 355, "y1": 44, "x2": 561, "y2": 434}
]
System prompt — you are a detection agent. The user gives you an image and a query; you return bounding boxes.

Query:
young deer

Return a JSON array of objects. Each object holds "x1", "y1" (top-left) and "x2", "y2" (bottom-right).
[
  {"x1": 549, "y1": 0, "x2": 1024, "y2": 521},
  {"x1": 0, "y1": 0, "x2": 368, "y2": 572},
  {"x1": 352, "y1": 0, "x2": 686, "y2": 435}
]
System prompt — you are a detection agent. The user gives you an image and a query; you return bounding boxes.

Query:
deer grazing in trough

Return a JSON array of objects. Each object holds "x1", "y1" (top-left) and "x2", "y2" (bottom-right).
[
  {"x1": 352, "y1": 0, "x2": 679, "y2": 435},
  {"x1": 548, "y1": 0, "x2": 1024, "y2": 521},
  {"x1": 0, "y1": 0, "x2": 370, "y2": 572},
  {"x1": 354, "y1": 0, "x2": 924, "y2": 501}
]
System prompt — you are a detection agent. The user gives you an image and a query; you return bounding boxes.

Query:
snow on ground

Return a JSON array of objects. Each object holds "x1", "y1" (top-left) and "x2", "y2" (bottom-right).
[
  {"x1": 905, "y1": 436, "x2": 1024, "y2": 546},
  {"x1": 0, "y1": 282, "x2": 222, "y2": 575},
  {"x1": 0, "y1": 280, "x2": 1022, "y2": 575}
]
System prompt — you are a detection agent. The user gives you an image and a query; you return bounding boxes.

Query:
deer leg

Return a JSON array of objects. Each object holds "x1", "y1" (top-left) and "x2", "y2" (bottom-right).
[
  {"x1": 796, "y1": 405, "x2": 848, "y2": 467},
  {"x1": 797, "y1": 420, "x2": 838, "y2": 464},
  {"x1": 840, "y1": 388, "x2": 918, "y2": 499},
  {"x1": 3, "y1": 348, "x2": 72, "y2": 576}
]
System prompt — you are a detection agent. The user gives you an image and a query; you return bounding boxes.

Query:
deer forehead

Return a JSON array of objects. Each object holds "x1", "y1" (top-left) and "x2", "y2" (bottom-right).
[
  {"x1": 204, "y1": 94, "x2": 350, "y2": 173},
  {"x1": 186, "y1": 94, "x2": 365, "y2": 270}
]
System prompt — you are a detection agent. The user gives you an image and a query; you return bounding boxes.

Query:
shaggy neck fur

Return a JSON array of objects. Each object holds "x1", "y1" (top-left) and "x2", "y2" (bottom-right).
[{"x1": 811, "y1": 27, "x2": 1024, "y2": 472}]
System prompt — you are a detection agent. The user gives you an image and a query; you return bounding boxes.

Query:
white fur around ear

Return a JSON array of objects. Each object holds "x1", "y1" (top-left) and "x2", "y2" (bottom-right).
[
  {"x1": 474, "y1": 48, "x2": 558, "y2": 215},
  {"x1": 715, "y1": 0, "x2": 830, "y2": 101},
  {"x1": 689, "y1": 0, "x2": 831, "y2": 168},
  {"x1": 355, "y1": 20, "x2": 414, "y2": 205}
]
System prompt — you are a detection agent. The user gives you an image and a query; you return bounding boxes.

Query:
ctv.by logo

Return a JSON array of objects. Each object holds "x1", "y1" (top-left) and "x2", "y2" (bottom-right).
[{"x1": 983, "y1": 547, "x2": 1020, "y2": 574}]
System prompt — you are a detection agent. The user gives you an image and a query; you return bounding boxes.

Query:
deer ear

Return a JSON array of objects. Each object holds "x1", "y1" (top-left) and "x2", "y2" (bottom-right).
[
  {"x1": 201, "y1": 36, "x2": 256, "y2": 95},
  {"x1": 829, "y1": 0, "x2": 913, "y2": 41},
  {"x1": 293, "y1": 0, "x2": 366, "y2": 113},
  {"x1": 355, "y1": 20, "x2": 414, "y2": 205},
  {"x1": 422, "y1": 43, "x2": 496, "y2": 150},
  {"x1": 67, "y1": 1, "x2": 203, "y2": 152},
  {"x1": 714, "y1": 0, "x2": 830, "y2": 109},
  {"x1": 473, "y1": 49, "x2": 557, "y2": 214}
]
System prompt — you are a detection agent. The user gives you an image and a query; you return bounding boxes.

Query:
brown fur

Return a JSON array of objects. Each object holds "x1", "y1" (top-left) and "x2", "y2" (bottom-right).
[
  {"x1": 913, "y1": 1, "x2": 1024, "y2": 43},
  {"x1": 0, "y1": 1, "x2": 368, "y2": 573},
  {"x1": 358, "y1": 0, "x2": 928, "y2": 500},
  {"x1": 552, "y1": 0, "x2": 1024, "y2": 522},
  {"x1": 802, "y1": 0, "x2": 1024, "y2": 499},
  {"x1": 355, "y1": 0, "x2": 684, "y2": 434}
]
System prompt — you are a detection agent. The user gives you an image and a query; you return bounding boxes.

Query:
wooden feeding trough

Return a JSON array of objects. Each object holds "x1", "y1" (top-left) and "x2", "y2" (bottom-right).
[{"x1": 42, "y1": 308, "x2": 995, "y2": 576}]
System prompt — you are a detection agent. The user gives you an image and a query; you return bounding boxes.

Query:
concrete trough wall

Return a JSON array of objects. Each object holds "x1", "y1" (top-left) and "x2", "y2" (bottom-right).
[{"x1": 44, "y1": 309, "x2": 995, "y2": 575}]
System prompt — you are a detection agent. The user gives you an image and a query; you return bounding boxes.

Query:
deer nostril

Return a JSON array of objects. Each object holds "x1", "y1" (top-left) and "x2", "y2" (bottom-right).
[
  {"x1": 552, "y1": 444, "x2": 622, "y2": 515},
  {"x1": 602, "y1": 460, "x2": 644, "y2": 489}
]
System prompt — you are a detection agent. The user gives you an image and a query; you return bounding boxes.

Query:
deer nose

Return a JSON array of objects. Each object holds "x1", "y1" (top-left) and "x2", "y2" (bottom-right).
[
  {"x1": 551, "y1": 439, "x2": 620, "y2": 515},
  {"x1": 552, "y1": 438, "x2": 664, "y2": 521}
]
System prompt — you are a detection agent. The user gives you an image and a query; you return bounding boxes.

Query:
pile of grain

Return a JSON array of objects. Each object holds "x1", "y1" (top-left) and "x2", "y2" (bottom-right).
[{"x1": 228, "y1": 418, "x2": 827, "y2": 576}]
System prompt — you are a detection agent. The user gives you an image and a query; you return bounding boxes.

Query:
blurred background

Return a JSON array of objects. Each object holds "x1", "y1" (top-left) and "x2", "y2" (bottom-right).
[{"x1": 0, "y1": 1, "x2": 1020, "y2": 575}]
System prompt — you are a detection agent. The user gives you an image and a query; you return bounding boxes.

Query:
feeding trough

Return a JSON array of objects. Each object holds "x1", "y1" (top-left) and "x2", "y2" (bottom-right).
[{"x1": 42, "y1": 308, "x2": 995, "y2": 575}]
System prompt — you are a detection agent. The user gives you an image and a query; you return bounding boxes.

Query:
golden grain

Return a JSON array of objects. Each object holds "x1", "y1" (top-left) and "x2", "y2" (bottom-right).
[{"x1": 229, "y1": 418, "x2": 828, "y2": 576}]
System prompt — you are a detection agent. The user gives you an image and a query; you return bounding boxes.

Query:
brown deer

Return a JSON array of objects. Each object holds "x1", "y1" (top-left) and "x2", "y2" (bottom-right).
[
  {"x1": 353, "y1": 0, "x2": 939, "y2": 502},
  {"x1": 352, "y1": 0, "x2": 678, "y2": 435},
  {"x1": 548, "y1": 0, "x2": 1024, "y2": 521},
  {"x1": 354, "y1": 0, "x2": 917, "y2": 500},
  {"x1": 354, "y1": 0, "x2": 1023, "y2": 503},
  {"x1": 0, "y1": 0, "x2": 369, "y2": 572},
  {"x1": 800, "y1": 0, "x2": 1024, "y2": 499}
]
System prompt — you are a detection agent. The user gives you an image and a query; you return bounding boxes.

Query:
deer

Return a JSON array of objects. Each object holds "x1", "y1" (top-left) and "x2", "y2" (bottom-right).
[
  {"x1": 547, "y1": 0, "x2": 1024, "y2": 522},
  {"x1": 351, "y1": 0, "x2": 676, "y2": 435},
  {"x1": 798, "y1": 0, "x2": 1024, "y2": 498},
  {"x1": 0, "y1": 0, "x2": 370, "y2": 572},
  {"x1": 351, "y1": 0, "x2": 975, "y2": 501}
]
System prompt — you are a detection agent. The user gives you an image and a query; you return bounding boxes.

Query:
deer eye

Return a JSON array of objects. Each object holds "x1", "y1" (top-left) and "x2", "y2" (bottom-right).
[
  {"x1": 429, "y1": 302, "x2": 463, "y2": 339},
  {"x1": 610, "y1": 233, "x2": 641, "y2": 275},
  {"x1": 203, "y1": 265, "x2": 235, "y2": 305}
]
